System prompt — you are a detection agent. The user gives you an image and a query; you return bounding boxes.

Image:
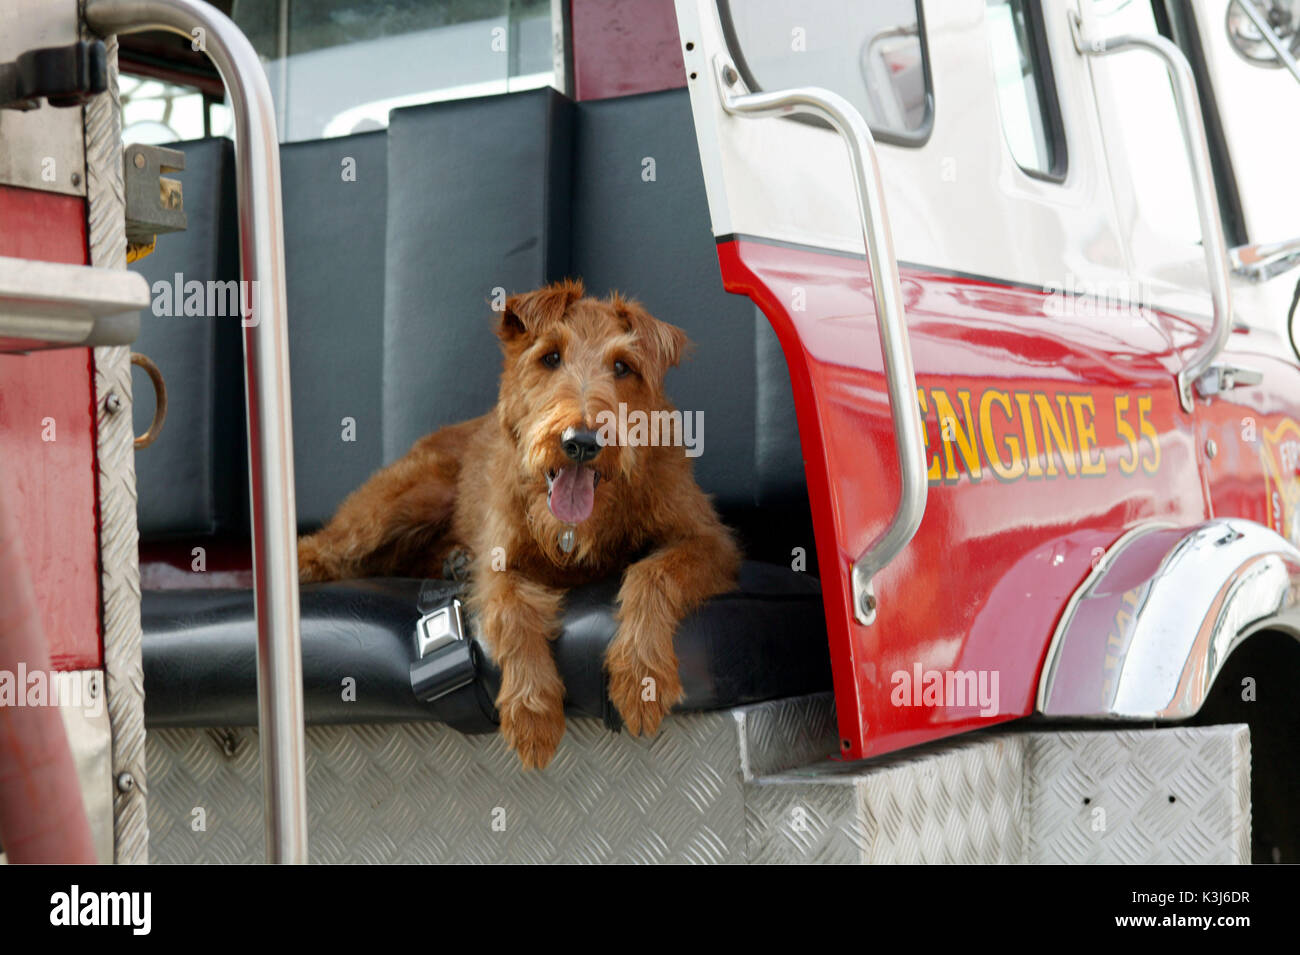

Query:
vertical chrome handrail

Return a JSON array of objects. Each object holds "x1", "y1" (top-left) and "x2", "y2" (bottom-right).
[
  {"x1": 1070, "y1": 12, "x2": 1233, "y2": 413},
  {"x1": 712, "y1": 56, "x2": 927, "y2": 625},
  {"x1": 86, "y1": 0, "x2": 307, "y2": 863}
]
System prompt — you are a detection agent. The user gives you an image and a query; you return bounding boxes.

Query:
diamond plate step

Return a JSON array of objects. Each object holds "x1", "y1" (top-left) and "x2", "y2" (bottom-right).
[
  {"x1": 145, "y1": 700, "x2": 1249, "y2": 864},
  {"x1": 745, "y1": 724, "x2": 1250, "y2": 864}
]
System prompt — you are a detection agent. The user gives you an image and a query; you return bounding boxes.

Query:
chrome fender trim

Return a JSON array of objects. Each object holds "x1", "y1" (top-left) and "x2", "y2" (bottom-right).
[{"x1": 1038, "y1": 519, "x2": 1300, "y2": 719}]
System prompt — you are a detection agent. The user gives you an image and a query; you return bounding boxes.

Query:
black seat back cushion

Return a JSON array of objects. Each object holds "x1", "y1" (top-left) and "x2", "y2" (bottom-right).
[
  {"x1": 569, "y1": 90, "x2": 757, "y2": 513},
  {"x1": 130, "y1": 137, "x2": 247, "y2": 538},
  {"x1": 140, "y1": 561, "x2": 831, "y2": 731},
  {"x1": 569, "y1": 89, "x2": 816, "y2": 570},
  {"x1": 380, "y1": 88, "x2": 574, "y2": 462},
  {"x1": 282, "y1": 130, "x2": 388, "y2": 529},
  {"x1": 132, "y1": 90, "x2": 816, "y2": 576}
]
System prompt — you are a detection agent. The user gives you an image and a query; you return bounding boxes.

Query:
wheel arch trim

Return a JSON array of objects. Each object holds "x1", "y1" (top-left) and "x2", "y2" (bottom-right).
[{"x1": 1038, "y1": 518, "x2": 1300, "y2": 718}]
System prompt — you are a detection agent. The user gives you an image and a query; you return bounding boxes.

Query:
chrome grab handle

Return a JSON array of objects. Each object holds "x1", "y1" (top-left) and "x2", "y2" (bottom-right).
[
  {"x1": 712, "y1": 56, "x2": 927, "y2": 625},
  {"x1": 1070, "y1": 12, "x2": 1235, "y2": 413},
  {"x1": 86, "y1": 0, "x2": 307, "y2": 863},
  {"x1": 1231, "y1": 235, "x2": 1300, "y2": 281}
]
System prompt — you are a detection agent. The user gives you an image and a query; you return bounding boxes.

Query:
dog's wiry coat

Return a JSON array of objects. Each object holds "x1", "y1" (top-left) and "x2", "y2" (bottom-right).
[{"x1": 298, "y1": 280, "x2": 740, "y2": 768}]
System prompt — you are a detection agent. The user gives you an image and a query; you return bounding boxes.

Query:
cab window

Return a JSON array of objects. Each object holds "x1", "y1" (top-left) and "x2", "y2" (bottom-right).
[
  {"x1": 985, "y1": 0, "x2": 1066, "y2": 179},
  {"x1": 719, "y1": 0, "x2": 932, "y2": 144}
]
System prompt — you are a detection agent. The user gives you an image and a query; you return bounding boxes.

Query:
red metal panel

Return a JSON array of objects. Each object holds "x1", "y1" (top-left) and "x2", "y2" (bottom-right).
[
  {"x1": 0, "y1": 483, "x2": 97, "y2": 862},
  {"x1": 0, "y1": 185, "x2": 102, "y2": 671},
  {"x1": 0, "y1": 186, "x2": 87, "y2": 263},
  {"x1": 570, "y1": 0, "x2": 686, "y2": 101},
  {"x1": 1195, "y1": 334, "x2": 1300, "y2": 539},
  {"x1": 719, "y1": 237, "x2": 1211, "y2": 759}
]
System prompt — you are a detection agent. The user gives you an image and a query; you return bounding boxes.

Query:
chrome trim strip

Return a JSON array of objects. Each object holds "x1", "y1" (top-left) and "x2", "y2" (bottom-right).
[
  {"x1": 1038, "y1": 518, "x2": 1300, "y2": 719},
  {"x1": 86, "y1": 0, "x2": 307, "y2": 864},
  {"x1": 1070, "y1": 13, "x2": 1234, "y2": 413},
  {"x1": 711, "y1": 55, "x2": 927, "y2": 626}
]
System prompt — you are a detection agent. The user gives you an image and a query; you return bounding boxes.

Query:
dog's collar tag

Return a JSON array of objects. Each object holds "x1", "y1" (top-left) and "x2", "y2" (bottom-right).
[{"x1": 559, "y1": 527, "x2": 575, "y2": 553}]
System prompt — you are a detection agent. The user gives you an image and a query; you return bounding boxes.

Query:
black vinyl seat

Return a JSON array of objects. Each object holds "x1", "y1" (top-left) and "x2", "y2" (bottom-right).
[
  {"x1": 142, "y1": 563, "x2": 831, "y2": 731},
  {"x1": 135, "y1": 87, "x2": 831, "y2": 730}
]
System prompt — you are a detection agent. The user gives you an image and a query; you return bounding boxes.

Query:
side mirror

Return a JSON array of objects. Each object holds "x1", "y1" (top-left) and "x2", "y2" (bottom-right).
[{"x1": 1227, "y1": 0, "x2": 1300, "y2": 85}]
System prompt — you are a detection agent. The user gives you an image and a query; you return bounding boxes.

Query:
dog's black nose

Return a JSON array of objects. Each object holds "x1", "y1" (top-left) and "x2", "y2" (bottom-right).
[{"x1": 561, "y1": 429, "x2": 601, "y2": 464}]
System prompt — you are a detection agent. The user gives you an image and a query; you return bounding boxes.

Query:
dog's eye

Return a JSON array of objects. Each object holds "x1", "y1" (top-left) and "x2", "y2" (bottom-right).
[
  {"x1": 613, "y1": 360, "x2": 632, "y2": 378},
  {"x1": 541, "y1": 350, "x2": 562, "y2": 369}
]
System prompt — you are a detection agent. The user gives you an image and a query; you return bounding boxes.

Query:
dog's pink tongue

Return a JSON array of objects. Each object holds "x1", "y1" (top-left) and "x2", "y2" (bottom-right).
[{"x1": 549, "y1": 466, "x2": 595, "y2": 524}]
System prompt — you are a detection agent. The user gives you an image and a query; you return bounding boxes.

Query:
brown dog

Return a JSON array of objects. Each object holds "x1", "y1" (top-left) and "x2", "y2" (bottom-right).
[{"x1": 298, "y1": 279, "x2": 740, "y2": 768}]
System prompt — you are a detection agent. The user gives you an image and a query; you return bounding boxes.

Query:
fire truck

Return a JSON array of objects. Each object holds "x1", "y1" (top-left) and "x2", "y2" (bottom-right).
[{"x1": 1, "y1": 0, "x2": 1298, "y2": 865}]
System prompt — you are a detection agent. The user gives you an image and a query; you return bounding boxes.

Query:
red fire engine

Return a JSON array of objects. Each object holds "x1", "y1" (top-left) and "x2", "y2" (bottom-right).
[{"x1": 1, "y1": 0, "x2": 1298, "y2": 864}]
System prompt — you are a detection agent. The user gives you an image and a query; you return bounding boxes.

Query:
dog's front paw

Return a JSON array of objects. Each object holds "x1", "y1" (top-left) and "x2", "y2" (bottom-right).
[
  {"x1": 605, "y1": 634, "x2": 683, "y2": 737},
  {"x1": 498, "y1": 691, "x2": 566, "y2": 770},
  {"x1": 296, "y1": 536, "x2": 336, "y2": 583}
]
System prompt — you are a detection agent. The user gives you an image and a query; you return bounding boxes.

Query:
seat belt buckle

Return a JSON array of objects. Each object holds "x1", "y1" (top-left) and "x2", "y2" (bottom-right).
[{"x1": 409, "y1": 598, "x2": 478, "y2": 702}]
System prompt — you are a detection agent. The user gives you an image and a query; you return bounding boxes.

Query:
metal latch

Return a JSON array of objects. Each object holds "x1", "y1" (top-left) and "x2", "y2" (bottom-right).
[
  {"x1": 0, "y1": 41, "x2": 107, "y2": 111},
  {"x1": 409, "y1": 599, "x2": 478, "y2": 703},
  {"x1": 1195, "y1": 363, "x2": 1264, "y2": 397},
  {"x1": 124, "y1": 144, "x2": 187, "y2": 258}
]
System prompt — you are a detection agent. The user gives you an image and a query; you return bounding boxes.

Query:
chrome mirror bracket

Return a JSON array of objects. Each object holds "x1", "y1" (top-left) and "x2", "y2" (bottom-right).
[
  {"x1": 1230, "y1": 237, "x2": 1300, "y2": 282},
  {"x1": 1228, "y1": 0, "x2": 1300, "y2": 86}
]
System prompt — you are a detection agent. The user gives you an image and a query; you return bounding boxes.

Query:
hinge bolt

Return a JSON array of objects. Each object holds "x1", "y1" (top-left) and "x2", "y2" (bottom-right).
[
  {"x1": 116, "y1": 772, "x2": 135, "y2": 793},
  {"x1": 1206, "y1": 438, "x2": 1218, "y2": 459}
]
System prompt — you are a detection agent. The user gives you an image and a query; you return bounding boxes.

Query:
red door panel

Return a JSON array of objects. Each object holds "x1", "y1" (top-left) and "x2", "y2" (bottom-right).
[{"x1": 721, "y1": 237, "x2": 1208, "y2": 759}]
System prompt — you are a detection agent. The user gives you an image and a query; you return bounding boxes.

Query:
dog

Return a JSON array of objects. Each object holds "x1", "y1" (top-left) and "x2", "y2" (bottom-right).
[{"x1": 298, "y1": 279, "x2": 740, "y2": 768}]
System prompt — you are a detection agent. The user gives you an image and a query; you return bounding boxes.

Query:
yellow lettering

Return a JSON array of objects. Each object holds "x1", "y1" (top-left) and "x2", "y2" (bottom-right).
[
  {"x1": 1114, "y1": 395, "x2": 1139, "y2": 475},
  {"x1": 1014, "y1": 392, "x2": 1045, "y2": 478},
  {"x1": 979, "y1": 390, "x2": 1025, "y2": 480},
  {"x1": 1138, "y1": 395, "x2": 1161, "y2": 474},
  {"x1": 918, "y1": 388, "x2": 940, "y2": 482},
  {"x1": 1033, "y1": 393, "x2": 1078, "y2": 477},
  {"x1": 1069, "y1": 394, "x2": 1106, "y2": 476},
  {"x1": 931, "y1": 389, "x2": 983, "y2": 481}
]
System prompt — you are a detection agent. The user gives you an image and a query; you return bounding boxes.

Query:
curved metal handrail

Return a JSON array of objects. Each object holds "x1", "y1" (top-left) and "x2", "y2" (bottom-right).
[
  {"x1": 712, "y1": 56, "x2": 927, "y2": 625},
  {"x1": 86, "y1": 0, "x2": 307, "y2": 864},
  {"x1": 1070, "y1": 13, "x2": 1234, "y2": 412}
]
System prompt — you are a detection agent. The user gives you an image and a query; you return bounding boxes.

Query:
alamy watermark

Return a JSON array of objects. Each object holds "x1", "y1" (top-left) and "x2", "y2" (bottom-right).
[
  {"x1": 594, "y1": 403, "x2": 704, "y2": 458},
  {"x1": 50, "y1": 885, "x2": 151, "y2": 935},
  {"x1": 891, "y1": 663, "x2": 1000, "y2": 717},
  {"x1": 1043, "y1": 275, "x2": 1155, "y2": 323},
  {"x1": 0, "y1": 665, "x2": 103, "y2": 718},
  {"x1": 150, "y1": 272, "x2": 260, "y2": 326}
]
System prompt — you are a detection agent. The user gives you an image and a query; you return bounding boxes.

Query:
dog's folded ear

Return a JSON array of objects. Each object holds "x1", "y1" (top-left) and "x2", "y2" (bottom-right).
[
  {"x1": 498, "y1": 278, "x2": 585, "y2": 341},
  {"x1": 611, "y1": 293, "x2": 690, "y2": 376}
]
